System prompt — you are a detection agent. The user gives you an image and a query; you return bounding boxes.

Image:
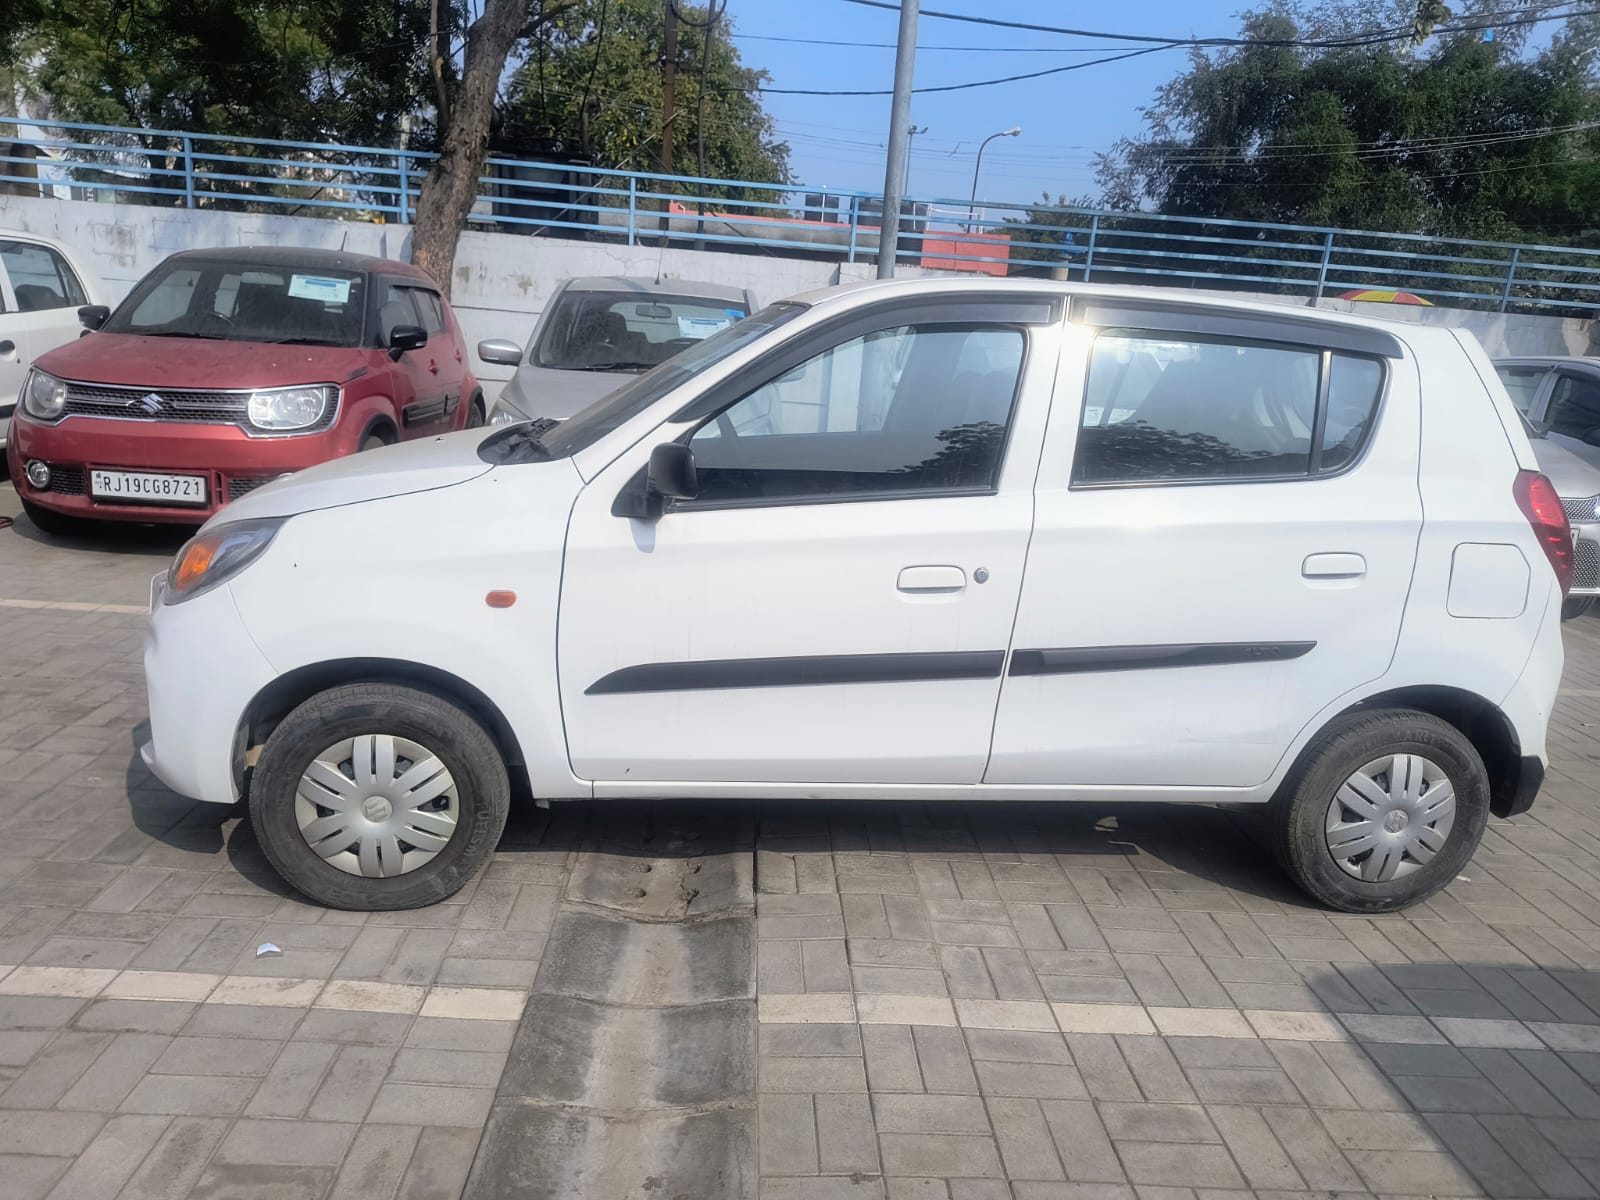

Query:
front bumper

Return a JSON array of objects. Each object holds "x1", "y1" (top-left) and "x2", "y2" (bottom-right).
[
  {"x1": 7, "y1": 412, "x2": 352, "y2": 524},
  {"x1": 143, "y1": 573, "x2": 276, "y2": 804}
]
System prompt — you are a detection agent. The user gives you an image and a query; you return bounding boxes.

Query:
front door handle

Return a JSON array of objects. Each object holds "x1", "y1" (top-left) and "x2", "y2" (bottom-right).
[
  {"x1": 1303, "y1": 552, "x2": 1366, "y2": 579},
  {"x1": 0, "y1": 339, "x2": 16, "y2": 360},
  {"x1": 898, "y1": 565, "x2": 966, "y2": 593},
  {"x1": 428, "y1": 359, "x2": 440, "y2": 375}
]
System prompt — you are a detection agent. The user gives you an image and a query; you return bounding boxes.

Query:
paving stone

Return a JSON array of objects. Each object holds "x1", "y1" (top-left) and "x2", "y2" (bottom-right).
[
  {"x1": 72, "y1": 998, "x2": 195, "y2": 1033},
  {"x1": 294, "y1": 1009, "x2": 413, "y2": 1045},
  {"x1": 214, "y1": 1117, "x2": 358, "y2": 1167},
  {"x1": 912, "y1": 1024, "x2": 979, "y2": 1094},
  {"x1": 964, "y1": 1029, "x2": 1072, "y2": 1065},
  {"x1": 0, "y1": 1030, "x2": 111, "y2": 1108},
  {"x1": 306, "y1": 1043, "x2": 398, "y2": 1121},
  {"x1": 761, "y1": 1055, "x2": 868, "y2": 1093},
  {"x1": 880, "y1": 1133, "x2": 1004, "y2": 1178},
  {"x1": 397, "y1": 1125, "x2": 481, "y2": 1200},
  {"x1": 874, "y1": 1092, "x2": 992, "y2": 1134},
  {"x1": 1114, "y1": 1142, "x2": 1245, "y2": 1190},
  {"x1": 151, "y1": 1035, "x2": 281, "y2": 1077},
  {"x1": 0, "y1": 1155, "x2": 69, "y2": 1200},
  {"x1": 57, "y1": 1032, "x2": 171, "y2": 1111},
  {"x1": 1065, "y1": 1034, "x2": 1140, "y2": 1101},
  {"x1": 816, "y1": 1093, "x2": 878, "y2": 1174},
  {"x1": 1038, "y1": 1100, "x2": 1124, "y2": 1183},
  {"x1": 1116, "y1": 1035, "x2": 1198, "y2": 1102},
  {"x1": 1205, "y1": 1105, "x2": 1303, "y2": 1190},
  {"x1": 863, "y1": 1023, "x2": 923, "y2": 1093},
  {"x1": 759, "y1": 1094, "x2": 816, "y2": 1175},
  {"x1": 1098, "y1": 1102, "x2": 1218, "y2": 1144},
  {"x1": 327, "y1": 1123, "x2": 422, "y2": 1200},
  {"x1": 245, "y1": 1040, "x2": 339, "y2": 1118}
]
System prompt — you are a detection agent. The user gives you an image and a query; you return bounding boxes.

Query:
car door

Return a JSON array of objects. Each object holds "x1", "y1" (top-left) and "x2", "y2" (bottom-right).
[
  {"x1": 411, "y1": 285, "x2": 469, "y2": 427},
  {"x1": 556, "y1": 296, "x2": 1062, "y2": 786},
  {"x1": 379, "y1": 283, "x2": 450, "y2": 438},
  {"x1": 0, "y1": 238, "x2": 88, "y2": 427},
  {"x1": 986, "y1": 301, "x2": 1422, "y2": 789}
]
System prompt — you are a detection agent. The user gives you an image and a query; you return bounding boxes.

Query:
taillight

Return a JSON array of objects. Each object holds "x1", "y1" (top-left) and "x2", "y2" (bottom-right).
[{"x1": 1514, "y1": 470, "x2": 1574, "y2": 596}]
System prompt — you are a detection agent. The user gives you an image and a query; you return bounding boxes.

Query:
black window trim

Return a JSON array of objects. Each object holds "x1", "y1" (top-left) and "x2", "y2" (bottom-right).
[
  {"x1": 1067, "y1": 322, "x2": 1392, "y2": 492},
  {"x1": 0, "y1": 238, "x2": 85, "y2": 312},
  {"x1": 1074, "y1": 297, "x2": 1404, "y2": 360},
  {"x1": 663, "y1": 313, "x2": 1040, "y2": 514}
]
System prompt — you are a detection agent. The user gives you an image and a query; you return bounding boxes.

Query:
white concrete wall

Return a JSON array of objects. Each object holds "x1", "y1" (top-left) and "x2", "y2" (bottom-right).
[{"x1": 4, "y1": 193, "x2": 1595, "y2": 401}]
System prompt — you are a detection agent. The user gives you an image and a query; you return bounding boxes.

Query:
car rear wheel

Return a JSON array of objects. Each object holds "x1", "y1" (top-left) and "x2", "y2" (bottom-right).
[
  {"x1": 1561, "y1": 597, "x2": 1593, "y2": 621},
  {"x1": 1269, "y1": 708, "x2": 1488, "y2": 913},
  {"x1": 248, "y1": 683, "x2": 510, "y2": 910},
  {"x1": 21, "y1": 498, "x2": 87, "y2": 537}
]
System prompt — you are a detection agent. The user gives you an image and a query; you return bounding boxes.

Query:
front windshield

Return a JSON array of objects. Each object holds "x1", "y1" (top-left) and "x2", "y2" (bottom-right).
[
  {"x1": 534, "y1": 289, "x2": 749, "y2": 371},
  {"x1": 103, "y1": 259, "x2": 366, "y2": 347},
  {"x1": 483, "y1": 302, "x2": 808, "y2": 464}
]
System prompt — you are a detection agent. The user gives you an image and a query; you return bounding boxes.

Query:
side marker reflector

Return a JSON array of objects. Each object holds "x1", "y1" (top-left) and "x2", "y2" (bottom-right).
[{"x1": 486, "y1": 590, "x2": 517, "y2": 608}]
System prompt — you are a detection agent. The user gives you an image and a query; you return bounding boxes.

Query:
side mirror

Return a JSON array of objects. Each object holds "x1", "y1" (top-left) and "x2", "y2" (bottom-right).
[
  {"x1": 648, "y1": 442, "x2": 699, "y2": 501},
  {"x1": 388, "y1": 324, "x2": 428, "y2": 359},
  {"x1": 611, "y1": 443, "x2": 698, "y2": 520},
  {"x1": 477, "y1": 338, "x2": 524, "y2": 367},
  {"x1": 78, "y1": 304, "x2": 110, "y2": 331}
]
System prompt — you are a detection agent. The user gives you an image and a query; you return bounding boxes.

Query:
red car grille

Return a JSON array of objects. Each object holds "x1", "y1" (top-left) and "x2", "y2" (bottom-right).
[{"x1": 61, "y1": 383, "x2": 338, "y2": 433}]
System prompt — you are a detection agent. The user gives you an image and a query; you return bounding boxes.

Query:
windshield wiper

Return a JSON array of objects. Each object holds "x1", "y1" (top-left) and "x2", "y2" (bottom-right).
[
  {"x1": 562, "y1": 361, "x2": 656, "y2": 372},
  {"x1": 266, "y1": 337, "x2": 339, "y2": 346}
]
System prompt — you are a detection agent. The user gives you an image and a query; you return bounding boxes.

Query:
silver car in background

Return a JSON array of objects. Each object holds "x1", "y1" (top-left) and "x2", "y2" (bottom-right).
[
  {"x1": 1495, "y1": 356, "x2": 1600, "y2": 618},
  {"x1": 480, "y1": 276, "x2": 757, "y2": 423}
]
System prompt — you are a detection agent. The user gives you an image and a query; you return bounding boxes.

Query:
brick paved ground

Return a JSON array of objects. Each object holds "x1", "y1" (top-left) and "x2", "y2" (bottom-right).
[{"x1": 2, "y1": 476, "x2": 1600, "y2": 1199}]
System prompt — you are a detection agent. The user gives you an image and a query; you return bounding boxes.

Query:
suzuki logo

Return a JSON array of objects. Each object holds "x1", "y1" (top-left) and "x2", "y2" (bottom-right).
[{"x1": 137, "y1": 392, "x2": 164, "y2": 415}]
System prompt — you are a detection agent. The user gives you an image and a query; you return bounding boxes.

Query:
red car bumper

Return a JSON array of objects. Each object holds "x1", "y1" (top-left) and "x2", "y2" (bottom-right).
[{"x1": 7, "y1": 412, "x2": 359, "y2": 524}]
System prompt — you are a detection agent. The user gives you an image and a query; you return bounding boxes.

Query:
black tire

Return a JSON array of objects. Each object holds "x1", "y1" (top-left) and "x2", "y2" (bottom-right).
[
  {"x1": 360, "y1": 431, "x2": 393, "y2": 452},
  {"x1": 21, "y1": 497, "x2": 87, "y2": 537},
  {"x1": 465, "y1": 397, "x2": 486, "y2": 429},
  {"x1": 1561, "y1": 596, "x2": 1593, "y2": 622},
  {"x1": 249, "y1": 683, "x2": 510, "y2": 910},
  {"x1": 1268, "y1": 708, "x2": 1489, "y2": 913}
]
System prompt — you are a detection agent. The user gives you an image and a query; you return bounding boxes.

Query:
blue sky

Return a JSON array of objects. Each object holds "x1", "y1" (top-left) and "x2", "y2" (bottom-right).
[{"x1": 719, "y1": 0, "x2": 1256, "y2": 206}]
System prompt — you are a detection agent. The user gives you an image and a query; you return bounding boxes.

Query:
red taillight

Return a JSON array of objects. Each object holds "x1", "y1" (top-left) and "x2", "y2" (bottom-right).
[{"x1": 1514, "y1": 470, "x2": 1574, "y2": 596}]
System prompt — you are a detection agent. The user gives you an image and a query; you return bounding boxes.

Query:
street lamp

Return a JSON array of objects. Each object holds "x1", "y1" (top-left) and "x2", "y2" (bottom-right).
[{"x1": 968, "y1": 126, "x2": 1021, "y2": 232}]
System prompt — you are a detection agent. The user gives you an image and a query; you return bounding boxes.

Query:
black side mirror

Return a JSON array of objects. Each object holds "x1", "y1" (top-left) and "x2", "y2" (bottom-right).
[
  {"x1": 611, "y1": 443, "x2": 698, "y2": 520},
  {"x1": 648, "y1": 442, "x2": 698, "y2": 501},
  {"x1": 388, "y1": 324, "x2": 428, "y2": 359},
  {"x1": 78, "y1": 304, "x2": 110, "y2": 331}
]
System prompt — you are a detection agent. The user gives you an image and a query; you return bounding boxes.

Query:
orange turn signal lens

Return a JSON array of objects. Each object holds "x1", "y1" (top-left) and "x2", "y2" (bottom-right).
[
  {"x1": 173, "y1": 541, "x2": 217, "y2": 593},
  {"x1": 486, "y1": 590, "x2": 517, "y2": 608}
]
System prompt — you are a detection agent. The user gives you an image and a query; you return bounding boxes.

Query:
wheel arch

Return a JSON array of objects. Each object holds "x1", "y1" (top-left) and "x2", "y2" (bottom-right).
[
  {"x1": 1327, "y1": 684, "x2": 1526, "y2": 818},
  {"x1": 234, "y1": 657, "x2": 528, "y2": 797}
]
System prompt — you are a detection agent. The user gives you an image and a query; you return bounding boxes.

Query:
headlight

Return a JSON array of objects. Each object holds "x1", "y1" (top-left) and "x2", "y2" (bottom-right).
[
  {"x1": 22, "y1": 370, "x2": 67, "y2": 421},
  {"x1": 247, "y1": 386, "x2": 332, "y2": 431},
  {"x1": 489, "y1": 401, "x2": 528, "y2": 425},
  {"x1": 165, "y1": 518, "x2": 284, "y2": 605}
]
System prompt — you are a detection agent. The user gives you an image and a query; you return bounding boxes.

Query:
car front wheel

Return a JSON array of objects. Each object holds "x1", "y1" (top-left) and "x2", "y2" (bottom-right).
[
  {"x1": 249, "y1": 683, "x2": 510, "y2": 910},
  {"x1": 1269, "y1": 708, "x2": 1488, "y2": 913}
]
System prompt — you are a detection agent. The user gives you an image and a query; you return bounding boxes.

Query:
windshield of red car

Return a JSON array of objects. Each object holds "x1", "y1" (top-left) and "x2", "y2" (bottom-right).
[
  {"x1": 533, "y1": 290, "x2": 748, "y2": 371},
  {"x1": 103, "y1": 260, "x2": 367, "y2": 347}
]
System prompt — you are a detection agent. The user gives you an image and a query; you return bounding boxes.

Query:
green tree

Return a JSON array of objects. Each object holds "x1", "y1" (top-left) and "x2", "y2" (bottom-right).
[
  {"x1": 1097, "y1": 2, "x2": 1600, "y2": 243},
  {"x1": 501, "y1": 0, "x2": 788, "y2": 188}
]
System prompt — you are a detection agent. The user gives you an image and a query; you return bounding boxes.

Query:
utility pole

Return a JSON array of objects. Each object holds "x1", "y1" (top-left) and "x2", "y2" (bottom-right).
[{"x1": 876, "y1": 0, "x2": 919, "y2": 279}]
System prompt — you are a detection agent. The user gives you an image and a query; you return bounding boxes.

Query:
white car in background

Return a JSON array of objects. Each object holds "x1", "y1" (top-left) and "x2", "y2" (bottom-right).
[
  {"x1": 0, "y1": 229, "x2": 103, "y2": 448},
  {"x1": 481, "y1": 276, "x2": 756, "y2": 423}
]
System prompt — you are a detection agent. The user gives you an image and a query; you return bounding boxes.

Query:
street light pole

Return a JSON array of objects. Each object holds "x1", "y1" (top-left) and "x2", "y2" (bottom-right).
[
  {"x1": 902, "y1": 125, "x2": 927, "y2": 198},
  {"x1": 967, "y1": 126, "x2": 1020, "y2": 232},
  {"x1": 876, "y1": 0, "x2": 920, "y2": 280}
]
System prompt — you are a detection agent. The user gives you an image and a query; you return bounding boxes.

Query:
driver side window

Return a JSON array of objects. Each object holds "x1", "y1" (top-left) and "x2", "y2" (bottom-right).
[{"x1": 684, "y1": 323, "x2": 1025, "y2": 507}]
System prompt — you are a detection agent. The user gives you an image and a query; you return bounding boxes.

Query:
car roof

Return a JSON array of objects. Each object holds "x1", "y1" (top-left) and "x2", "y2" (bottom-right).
[
  {"x1": 560, "y1": 275, "x2": 751, "y2": 304},
  {"x1": 786, "y1": 276, "x2": 1433, "y2": 338},
  {"x1": 1494, "y1": 355, "x2": 1600, "y2": 367},
  {"x1": 0, "y1": 227, "x2": 78, "y2": 255},
  {"x1": 162, "y1": 244, "x2": 428, "y2": 278}
]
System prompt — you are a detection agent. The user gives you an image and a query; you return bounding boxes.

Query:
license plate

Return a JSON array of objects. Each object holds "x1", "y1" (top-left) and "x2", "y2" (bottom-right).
[{"x1": 90, "y1": 470, "x2": 208, "y2": 506}]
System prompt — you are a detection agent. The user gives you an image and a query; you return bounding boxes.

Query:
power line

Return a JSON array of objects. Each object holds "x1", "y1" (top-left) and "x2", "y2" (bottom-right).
[
  {"x1": 836, "y1": 0, "x2": 1600, "y2": 51},
  {"x1": 730, "y1": 32, "x2": 1150, "y2": 53},
  {"x1": 757, "y1": 44, "x2": 1171, "y2": 95}
]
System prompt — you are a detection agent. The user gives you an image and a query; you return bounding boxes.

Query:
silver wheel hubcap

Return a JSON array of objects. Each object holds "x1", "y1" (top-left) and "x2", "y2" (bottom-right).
[
  {"x1": 1325, "y1": 753, "x2": 1457, "y2": 882},
  {"x1": 294, "y1": 734, "x2": 459, "y2": 878}
]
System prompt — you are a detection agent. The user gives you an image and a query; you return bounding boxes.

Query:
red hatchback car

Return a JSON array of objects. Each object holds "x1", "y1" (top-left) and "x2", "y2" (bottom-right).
[{"x1": 7, "y1": 246, "x2": 483, "y2": 530}]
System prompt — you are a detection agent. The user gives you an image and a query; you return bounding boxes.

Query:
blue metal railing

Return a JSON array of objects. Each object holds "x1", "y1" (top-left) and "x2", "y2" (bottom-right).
[{"x1": 5, "y1": 113, "x2": 1600, "y2": 315}]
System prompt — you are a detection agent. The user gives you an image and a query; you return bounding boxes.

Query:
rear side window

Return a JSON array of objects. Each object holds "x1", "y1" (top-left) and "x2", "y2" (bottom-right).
[{"x1": 1073, "y1": 333, "x2": 1384, "y2": 486}]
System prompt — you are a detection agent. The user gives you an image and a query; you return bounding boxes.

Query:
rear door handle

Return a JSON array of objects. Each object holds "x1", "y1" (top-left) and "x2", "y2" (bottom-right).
[
  {"x1": 428, "y1": 360, "x2": 440, "y2": 374},
  {"x1": 1303, "y1": 552, "x2": 1366, "y2": 579},
  {"x1": 898, "y1": 565, "x2": 966, "y2": 593}
]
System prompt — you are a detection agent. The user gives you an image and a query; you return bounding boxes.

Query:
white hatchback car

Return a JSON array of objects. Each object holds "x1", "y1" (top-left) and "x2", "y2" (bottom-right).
[
  {"x1": 0, "y1": 229, "x2": 103, "y2": 448},
  {"x1": 141, "y1": 280, "x2": 1567, "y2": 913}
]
